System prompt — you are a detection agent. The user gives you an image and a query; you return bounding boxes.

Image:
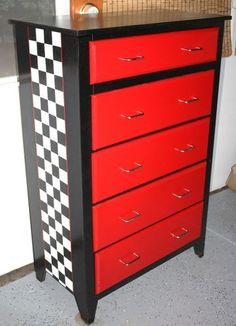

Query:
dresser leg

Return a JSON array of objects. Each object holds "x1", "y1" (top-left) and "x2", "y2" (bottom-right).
[
  {"x1": 75, "y1": 296, "x2": 98, "y2": 324},
  {"x1": 35, "y1": 259, "x2": 46, "y2": 282},
  {"x1": 194, "y1": 240, "x2": 205, "y2": 258}
]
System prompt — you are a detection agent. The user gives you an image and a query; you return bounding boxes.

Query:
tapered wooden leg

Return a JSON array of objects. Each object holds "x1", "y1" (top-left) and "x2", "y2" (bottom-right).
[{"x1": 75, "y1": 295, "x2": 98, "y2": 324}]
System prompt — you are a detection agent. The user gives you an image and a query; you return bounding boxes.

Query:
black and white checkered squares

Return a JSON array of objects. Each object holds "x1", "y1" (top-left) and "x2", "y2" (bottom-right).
[{"x1": 28, "y1": 27, "x2": 73, "y2": 292}]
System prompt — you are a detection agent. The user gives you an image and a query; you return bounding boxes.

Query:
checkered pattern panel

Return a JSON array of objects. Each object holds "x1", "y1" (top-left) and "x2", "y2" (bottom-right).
[{"x1": 28, "y1": 27, "x2": 73, "y2": 292}]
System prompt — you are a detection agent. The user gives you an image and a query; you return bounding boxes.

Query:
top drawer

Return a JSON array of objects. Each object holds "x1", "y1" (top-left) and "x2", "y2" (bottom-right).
[{"x1": 89, "y1": 27, "x2": 219, "y2": 84}]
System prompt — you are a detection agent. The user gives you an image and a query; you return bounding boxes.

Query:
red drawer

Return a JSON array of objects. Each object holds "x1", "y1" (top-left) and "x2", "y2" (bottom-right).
[
  {"x1": 92, "y1": 70, "x2": 214, "y2": 150},
  {"x1": 95, "y1": 202, "x2": 203, "y2": 294},
  {"x1": 92, "y1": 118, "x2": 210, "y2": 203},
  {"x1": 93, "y1": 162, "x2": 206, "y2": 251},
  {"x1": 89, "y1": 28, "x2": 218, "y2": 84}
]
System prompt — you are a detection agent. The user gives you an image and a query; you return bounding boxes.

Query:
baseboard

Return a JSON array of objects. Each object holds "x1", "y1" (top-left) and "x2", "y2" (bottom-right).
[
  {"x1": 0, "y1": 263, "x2": 34, "y2": 287},
  {"x1": 210, "y1": 185, "x2": 228, "y2": 195}
]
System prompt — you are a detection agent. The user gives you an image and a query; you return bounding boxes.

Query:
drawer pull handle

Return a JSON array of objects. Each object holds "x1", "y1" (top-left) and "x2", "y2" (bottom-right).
[
  {"x1": 171, "y1": 227, "x2": 190, "y2": 239},
  {"x1": 119, "y1": 55, "x2": 144, "y2": 62},
  {"x1": 181, "y1": 46, "x2": 203, "y2": 52},
  {"x1": 178, "y1": 97, "x2": 199, "y2": 104},
  {"x1": 119, "y1": 252, "x2": 140, "y2": 266},
  {"x1": 174, "y1": 144, "x2": 195, "y2": 153},
  {"x1": 120, "y1": 162, "x2": 143, "y2": 173},
  {"x1": 120, "y1": 210, "x2": 141, "y2": 223},
  {"x1": 172, "y1": 188, "x2": 191, "y2": 199},
  {"x1": 120, "y1": 110, "x2": 144, "y2": 120}
]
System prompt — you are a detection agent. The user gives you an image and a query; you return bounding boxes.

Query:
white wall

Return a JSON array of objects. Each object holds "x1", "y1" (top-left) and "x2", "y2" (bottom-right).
[
  {"x1": 0, "y1": 78, "x2": 33, "y2": 276},
  {"x1": 211, "y1": 56, "x2": 236, "y2": 190}
]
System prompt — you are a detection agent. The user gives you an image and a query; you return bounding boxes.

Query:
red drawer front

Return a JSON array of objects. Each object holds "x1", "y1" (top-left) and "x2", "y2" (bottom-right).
[
  {"x1": 95, "y1": 202, "x2": 203, "y2": 294},
  {"x1": 93, "y1": 162, "x2": 206, "y2": 251},
  {"x1": 92, "y1": 118, "x2": 210, "y2": 203},
  {"x1": 89, "y1": 28, "x2": 218, "y2": 84},
  {"x1": 92, "y1": 70, "x2": 214, "y2": 150}
]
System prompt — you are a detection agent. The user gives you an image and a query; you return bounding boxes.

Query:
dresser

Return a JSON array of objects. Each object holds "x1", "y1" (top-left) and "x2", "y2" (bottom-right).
[{"x1": 10, "y1": 9, "x2": 230, "y2": 324}]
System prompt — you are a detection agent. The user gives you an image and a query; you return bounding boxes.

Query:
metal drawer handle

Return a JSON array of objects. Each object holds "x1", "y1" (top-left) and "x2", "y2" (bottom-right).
[
  {"x1": 172, "y1": 188, "x2": 191, "y2": 199},
  {"x1": 181, "y1": 46, "x2": 203, "y2": 52},
  {"x1": 178, "y1": 96, "x2": 199, "y2": 104},
  {"x1": 120, "y1": 162, "x2": 143, "y2": 173},
  {"x1": 119, "y1": 252, "x2": 140, "y2": 266},
  {"x1": 174, "y1": 144, "x2": 195, "y2": 153},
  {"x1": 171, "y1": 227, "x2": 190, "y2": 239},
  {"x1": 120, "y1": 110, "x2": 144, "y2": 120},
  {"x1": 120, "y1": 210, "x2": 141, "y2": 223},
  {"x1": 119, "y1": 55, "x2": 144, "y2": 62}
]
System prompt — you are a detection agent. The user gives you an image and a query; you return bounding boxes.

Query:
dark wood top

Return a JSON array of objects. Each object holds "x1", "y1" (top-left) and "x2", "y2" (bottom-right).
[{"x1": 9, "y1": 9, "x2": 231, "y2": 37}]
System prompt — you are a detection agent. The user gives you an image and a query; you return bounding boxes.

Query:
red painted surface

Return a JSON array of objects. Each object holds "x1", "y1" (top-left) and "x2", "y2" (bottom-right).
[
  {"x1": 89, "y1": 28, "x2": 218, "y2": 84},
  {"x1": 92, "y1": 118, "x2": 210, "y2": 203},
  {"x1": 95, "y1": 202, "x2": 203, "y2": 294},
  {"x1": 92, "y1": 70, "x2": 214, "y2": 150},
  {"x1": 93, "y1": 162, "x2": 206, "y2": 251}
]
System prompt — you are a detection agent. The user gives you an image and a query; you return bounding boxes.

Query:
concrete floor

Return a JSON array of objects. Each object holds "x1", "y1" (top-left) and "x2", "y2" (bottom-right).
[{"x1": 0, "y1": 189, "x2": 236, "y2": 326}]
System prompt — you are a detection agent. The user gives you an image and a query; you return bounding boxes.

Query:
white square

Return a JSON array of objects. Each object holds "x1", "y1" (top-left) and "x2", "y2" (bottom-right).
[
  {"x1": 65, "y1": 278, "x2": 73, "y2": 291},
  {"x1": 45, "y1": 183, "x2": 54, "y2": 197},
  {"x1": 57, "y1": 242, "x2": 64, "y2": 255},
  {"x1": 44, "y1": 44, "x2": 54, "y2": 60},
  {"x1": 56, "y1": 118, "x2": 65, "y2": 134},
  {"x1": 52, "y1": 175, "x2": 60, "y2": 190},
  {"x1": 55, "y1": 90, "x2": 64, "y2": 106},
  {"x1": 44, "y1": 250, "x2": 52, "y2": 263},
  {"x1": 53, "y1": 61, "x2": 63, "y2": 77},
  {"x1": 48, "y1": 100, "x2": 57, "y2": 116},
  {"x1": 51, "y1": 246, "x2": 58, "y2": 259},
  {"x1": 41, "y1": 110, "x2": 49, "y2": 125},
  {"x1": 36, "y1": 143, "x2": 44, "y2": 159},
  {"x1": 44, "y1": 160, "x2": 52, "y2": 174},
  {"x1": 64, "y1": 257, "x2": 72, "y2": 271},
  {"x1": 29, "y1": 40, "x2": 37, "y2": 55},
  {"x1": 43, "y1": 230, "x2": 50, "y2": 245},
  {"x1": 51, "y1": 152, "x2": 59, "y2": 166},
  {"x1": 58, "y1": 261, "x2": 65, "y2": 274},
  {"x1": 52, "y1": 31, "x2": 61, "y2": 47},
  {"x1": 32, "y1": 94, "x2": 41, "y2": 109},
  {"x1": 60, "y1": 193, "x2": 69, "y2": 207},
  {"x1": 31, "y1": 68, "x2": 39, "y2": 83},
  {"x1": 39, "y1": 84, "x2": 48, "y2": 100},
  {"x1": 49, "y1": 225, "x2": 57, "y2": 240},
  {"x1": 37, "y1": 56, "x2": 46, "y2": 72},
  {"x1": 36, "y1": 28, "x2": 45, "y2": 43},
  {"x1": 42, "y1": 136, "x2": 51, "y2": 151},
  {"x1": 39, "y1": 189, "x2": 47, "y2": 203},
  {"x1": 62, "y1": 216, "x2": 70, "y2": 230},
  {"x1": 59, "y1": 168, "x2": 68, "y2": 184},
  {"x1": 41, "y1": 211, "x2": 49, "y2": 224},
  {"x1": 55, "y1": 220, "x2": 63, "y2": 233},
  {"x1": 54, "y1": 199, "x2": 62, "y2": 214},
  {"x1": 63, "y1": 237, "x2": 71, "y2": 251},
  {"x1": 46, "y1": 72, "x2": 55, "y2": 88},
  {"x1": 34, "y1": 120, "x2": 43, "y2": 135},
  {"x1": 47, "y1": 205, "x2": 55, "y2": 219},
  {"x1": 52, "y1": 266, "x2": 59, "y2": 279},
  {"x1": 38, "y1": 167, "x2": 46, "y2": 181}
]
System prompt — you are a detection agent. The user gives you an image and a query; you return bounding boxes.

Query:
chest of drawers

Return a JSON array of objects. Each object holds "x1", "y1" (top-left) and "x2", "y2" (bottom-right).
[{"x1": 10, "y1": 9, "x2": 230, "y2": 324}]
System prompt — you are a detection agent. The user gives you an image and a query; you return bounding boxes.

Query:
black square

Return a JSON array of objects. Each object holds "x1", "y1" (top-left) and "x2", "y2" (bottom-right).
[
  {"x1": 53, "y1": 46, "x2": 61, "y2": 62},
  {"x1": 32, "y1": 82, "x2": 40, "y2": 96},
  {"x1": 30, "y1": 55, "x2": 38, "y2": 69},
  {"x1": 60, "y1": 181, "x2": 67, "y2": 195},
  {"x1": 46, "y1": 172, "x2": 53, "y2": 185},
  {"x1": 59, "y1": 272, "x2": 65, "y2": 284},
  {"x1": 56, "y1": 232, "x2": 63, "y2": 244},
  {"x1": 53, "y1": 188, "x2": 61, "y2": 201},
  {"x1": 57, "y1": 131, "x2": 65, "y2": 146},
  {"x1": 62, "y1": 226, "x2": 70, "y2": 240},
  {"x1": 39, "y1": 178, "x2": 46, "y2": 191},
  {"x1": 48, "y1": 87, "x2": 55, "y2": 102},
  {"x1": 50, "y1": 140, "x2": 58, "y2": 154},
  {"x1": 55, "y1": 76, "x2": 63, "y2": 91},
  {"x1": 40, "y1": 98, "x2": 48, "y2": 112},
  {"x1": 39, "y1": 71, "x2": 47, "y2": 85},
  {"x1": 55, "y1": 210, "x2": 62, "y2": 223},
  {"x1": 47, "y1": 194, "x2": 54, "y2": 207},
  {"x1": 49, "y1": 216, "x2": 56, "y2": 228},
  {"x1": 44, "y1": 148, "x2": 51, "y2": 162},
  {"x1": 56, "y1": 105, "x2": 64, "y2": 119},
  {"x1": 34, "y1": 108, "x2": 41, "y2": 121},
  {"x1": 45, "y1": 260, "x2": 52, "y2": 272},
  {"x1": 42, "y1": 123, "x2": 50, "y2": 137},
  {"x1": 35, "y1": 132, "x2": 43, "y2": 146},
  {"x1": 29, "y1": 27, "x2": 36, "y2": 41},
  {"x1": 52, "y1": 164, "x2": 59, "y2": 178},
  {"x1": 61, "y1": 205, "x2": 69, "y2": 218},
  {"x1": 65, "y1": 268, "x2": 72, "y2": 280},
  {"x1": 37, "y1": 156, "x2": 45, "y2": 170},
  {"x1": 57, "y1": 252, "x2": 64, "y2": 264},
  {"x1": 64, "y1": 248, "x2": 71, "y2": 260},
  {"x1": 37, "y1": 42, "x2": 45, "y2": 57},
  {"x1": 50, "y1": 237, "x2": 57, "y2": 251},
  {"x1": 42, "y1": 221, "x2": 49, "y2": 233},
  {"x1": 44, "y1": 242, "x2": 51, "y2": 254},
  {"x1": 59, "y1": 157, "x2": 66, "y2": 171},
  {"x1": 44, "y1": 30, "x2": 52, "y2": 44},
  {"x1": 49, "y1": 114, "x2": 57, "y2": 129},
  {"x1": 51, "y1": 256, "x2": 58, "y2": 268},
  {"x1": 46, "y1": 59, "x2": 54, "y2": 74},
  {"x1": 41, "y1": 200, "x2": 48, "y2": 213}
]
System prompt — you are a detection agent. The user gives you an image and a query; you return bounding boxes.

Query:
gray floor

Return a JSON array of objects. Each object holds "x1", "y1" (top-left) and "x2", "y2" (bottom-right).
[{"x1": 0, "y1": 189, "x2": 236, "y2": 326}]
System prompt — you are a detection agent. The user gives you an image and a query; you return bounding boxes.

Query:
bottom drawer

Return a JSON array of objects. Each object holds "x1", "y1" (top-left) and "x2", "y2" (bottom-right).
[{"x1": 95, "y1": 202, "x2": 203, "y2": 294}]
